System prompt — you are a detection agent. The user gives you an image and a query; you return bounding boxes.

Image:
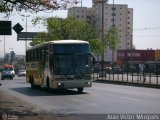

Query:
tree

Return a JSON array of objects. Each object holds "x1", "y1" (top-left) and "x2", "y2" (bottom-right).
[
  {"x1": 88, "y1": 38, "x2": 103, "y2": 56},
  {"x1": 30, "y1": 32, "x2": 48, "y2": 46},
  {"x1": 105, "y1": 26, "x2": 119, "y2": 64},
  {"x1": 0, "y1": 0, "x2": 75, "y2": 14},
  {"x1": 31, "y1": 17, "x2": 103, "y2": 55}
]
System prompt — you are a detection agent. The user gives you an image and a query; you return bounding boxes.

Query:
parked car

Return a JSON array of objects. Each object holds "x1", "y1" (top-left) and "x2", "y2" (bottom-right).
[
  {"x1": 113, "y1": 67, "x2": 123, "y2": 73},
  {"x1": 1, "y1": 70, "x2": 13, "y2": 80},
  {"x1": 105, "y1": 67, "x2": 112, "y2": 73},
  {"x1": 18, "y1": 69, "x2": 26, "y2": 77}
]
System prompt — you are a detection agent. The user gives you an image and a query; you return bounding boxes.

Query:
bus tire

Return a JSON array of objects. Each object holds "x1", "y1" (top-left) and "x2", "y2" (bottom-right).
[
  {"x1": 30, "y1": 76, "x2": 35, "y2": 89},
  {"x1": 46, "y1": 77, "x2": 51, "y2": 92},
  {"x1": 77, "y1": 87, "x2": 84, "y2": 93}
]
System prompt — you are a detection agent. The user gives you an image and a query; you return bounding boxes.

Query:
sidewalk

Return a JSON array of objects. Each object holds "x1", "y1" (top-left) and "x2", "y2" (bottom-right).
[{"x1": 92, "y1": 73, "x2": 160, "y2": 89}]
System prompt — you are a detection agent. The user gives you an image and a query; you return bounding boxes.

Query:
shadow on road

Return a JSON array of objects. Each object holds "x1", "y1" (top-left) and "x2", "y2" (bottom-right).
[{"x1": 10, "y1": 87, "x2": 88, "y2": 96}]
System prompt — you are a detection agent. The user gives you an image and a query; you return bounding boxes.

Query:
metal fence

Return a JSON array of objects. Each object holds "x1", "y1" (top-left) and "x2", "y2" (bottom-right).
[{"x1": 92, "y1": 63, "x2": 160, "y2": 86}]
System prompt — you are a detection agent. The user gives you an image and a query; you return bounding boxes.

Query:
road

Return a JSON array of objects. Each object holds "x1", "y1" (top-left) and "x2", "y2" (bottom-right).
[{"x1": 1, "y1": 76, "x2": 160, "y2": 115}]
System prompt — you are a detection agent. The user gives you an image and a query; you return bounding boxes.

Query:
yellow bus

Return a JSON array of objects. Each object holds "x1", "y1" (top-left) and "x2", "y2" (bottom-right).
[{"x1": 26, "y1": 40, "x2": 92, "y2": 92}]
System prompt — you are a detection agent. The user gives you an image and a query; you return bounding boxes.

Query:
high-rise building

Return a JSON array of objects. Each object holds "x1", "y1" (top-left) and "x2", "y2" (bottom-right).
[{"x1": 68, "y1": 0, "x2": 133, "y2": 62}]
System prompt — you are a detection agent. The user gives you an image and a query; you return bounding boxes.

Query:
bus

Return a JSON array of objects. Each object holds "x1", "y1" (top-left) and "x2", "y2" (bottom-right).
[{"x1": 26, "y1": 40, "x2": 93, "y2": 92}]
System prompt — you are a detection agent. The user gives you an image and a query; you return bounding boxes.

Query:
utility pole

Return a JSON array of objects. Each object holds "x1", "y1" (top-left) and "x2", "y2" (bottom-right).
[
  {"x1": 112, "y1": 0, "x2": 115, "y2": 26},
  {"x1": 111, "y1": 0, "x2": 115, "y2": 65},
  {"x1": 4, "y1": 35, "x2": 5, "y2": 61},
  {"x1": 101, "y1": 0, "x2": 105, "y2": 70}
]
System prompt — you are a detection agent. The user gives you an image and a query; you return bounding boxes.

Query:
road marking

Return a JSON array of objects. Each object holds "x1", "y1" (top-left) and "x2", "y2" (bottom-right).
[{"x1": 119, "y1": 96, "x2": 143, "y2": 103}]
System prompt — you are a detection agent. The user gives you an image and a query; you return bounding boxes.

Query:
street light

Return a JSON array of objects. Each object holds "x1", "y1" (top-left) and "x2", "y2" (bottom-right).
[
  {"x1": 3, "y1": 35, "x2": 5, "y2": 60},
  {"x1": 22, "y1": 14, "x2": 30, "y2": 50},
  {"x1": 9, "y1": 48, "x2": 13, "y2": 64},
  {"x1": 0, "y1": 40, "x2": 2, "y2": 58},
  {"x1": 22, "y1": 13, "x2": 30, "y2": 62}
]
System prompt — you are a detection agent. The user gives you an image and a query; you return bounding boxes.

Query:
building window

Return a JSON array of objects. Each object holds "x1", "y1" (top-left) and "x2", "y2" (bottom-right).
[
  {"x1": 112, "y1": 13, "x2": 116, "y2": 16},
  {"x1": 112, "y1": 7, "x2": 116, "y2": 11},
  {"x1": 111, "y1": 19, "x2": 116, "y2": 22},
  {"x1": 117, "y1": 53, "x2": 125, "y2": 57}
]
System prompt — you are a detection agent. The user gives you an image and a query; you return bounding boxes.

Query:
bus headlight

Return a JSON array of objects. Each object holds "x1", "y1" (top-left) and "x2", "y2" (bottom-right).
[
  {"x1": 85, "y1": 82, "x2": 91, "y2": 85},
  {"x1": 58, "y1": 82, "x2": 64, "y2": 87}
]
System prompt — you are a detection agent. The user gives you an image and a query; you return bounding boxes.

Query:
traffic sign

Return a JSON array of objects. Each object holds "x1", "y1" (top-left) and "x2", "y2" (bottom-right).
[
  {"x1": 0, "y1": 21, "x2": 12, "y2": 35},
  {"x1": 17, "y1": 32, "x2": 38, "y2": 41},
  {"x1": 13, "y1": 23, "x2": 24, "y2": 34}
]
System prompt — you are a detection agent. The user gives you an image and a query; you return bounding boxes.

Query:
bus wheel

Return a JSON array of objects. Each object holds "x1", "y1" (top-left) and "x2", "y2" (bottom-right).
[
  {"x1": 77, "y1": 87, "x2": 84, "y2": 93},
  {"x1": 30, "y1": 76, "x2": 35, "y2": 89},
  {"x1": 46, "y1": 77, "x2": 51, "y2": 92}
]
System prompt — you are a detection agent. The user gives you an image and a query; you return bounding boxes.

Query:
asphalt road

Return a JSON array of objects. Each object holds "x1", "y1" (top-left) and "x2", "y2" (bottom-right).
[{"x1": 1, "y1": 76, "x2": 160, "y2": 115}]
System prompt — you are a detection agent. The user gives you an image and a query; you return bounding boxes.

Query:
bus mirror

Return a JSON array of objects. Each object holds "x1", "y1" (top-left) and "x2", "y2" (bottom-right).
[{"x1": 92, "y1": 57, "x2": 95, "y2": 66}]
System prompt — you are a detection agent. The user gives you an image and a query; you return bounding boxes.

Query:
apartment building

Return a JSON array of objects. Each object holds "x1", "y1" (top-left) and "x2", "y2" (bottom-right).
[{"x1": 68, "y1": 0, "x2": 133, "y2": 62}]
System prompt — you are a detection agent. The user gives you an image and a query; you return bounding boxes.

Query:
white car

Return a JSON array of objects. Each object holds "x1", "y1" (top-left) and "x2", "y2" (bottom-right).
[
  {"x1": 10, "y1": 68, "x2": 15, "y2": 77},
  {"x1": 18, "y1": 69, "x2": 26, "y2": 77}
]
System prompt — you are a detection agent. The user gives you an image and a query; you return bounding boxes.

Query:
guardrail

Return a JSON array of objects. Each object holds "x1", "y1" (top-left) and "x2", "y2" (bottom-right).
[{"x1": 92, "y1": 63, "x2": 160, "y2": 86}]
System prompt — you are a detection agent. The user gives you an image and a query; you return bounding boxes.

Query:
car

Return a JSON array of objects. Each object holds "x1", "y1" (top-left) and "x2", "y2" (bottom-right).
[
  {"x1": 3, "y1": 64, "x2": 15, "y2": 77},
  {"x1": 1, "y1": 70, "x2": 13, "y2": 80},
  {"x1": 105, "y1": 67, "x2": 112, "y2": 73},
  {"x1": 112, "y1": 67, "x2": 123, "y2": 73},
  {"x1": 17, "y1": 69, "x2": 26, "y2": 77}
]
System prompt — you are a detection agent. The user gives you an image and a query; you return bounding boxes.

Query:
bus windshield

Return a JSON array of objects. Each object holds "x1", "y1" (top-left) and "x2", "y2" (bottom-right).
[{"x1": 55, "y1": 54, "x2": 91, "y2": 75}]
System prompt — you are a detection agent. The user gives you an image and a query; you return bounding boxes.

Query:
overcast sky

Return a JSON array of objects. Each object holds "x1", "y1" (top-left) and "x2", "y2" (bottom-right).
[{"x1": 0, "y1": 0, "x2": 160, "y2": 56}]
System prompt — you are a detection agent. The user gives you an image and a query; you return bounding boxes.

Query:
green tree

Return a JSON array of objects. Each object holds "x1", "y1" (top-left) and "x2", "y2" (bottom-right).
[
  {"x1": 30, "y1": 32, "x2": 48, "y2": 46},
  {"x1": 0, "y1": 0, "x2": 74, "y2": 14},
  {"x1": 105, "y1": 26, "x2": 119, "y2": 64},
  {"x1": 31, "y1": 17, "x2": 103, "y2": 55},
  {"x1": 88, "y1": 38, "x2": 103, "y2": 56}
]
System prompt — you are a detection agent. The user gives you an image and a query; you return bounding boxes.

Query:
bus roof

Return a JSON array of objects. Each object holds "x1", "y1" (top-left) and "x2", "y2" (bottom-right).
[
  {"x1": 48, "y1": 40, "x2": 89, "y2": 44},
  {"x1": 27, "y1": 40, "x2": 89, "y2": 50}
]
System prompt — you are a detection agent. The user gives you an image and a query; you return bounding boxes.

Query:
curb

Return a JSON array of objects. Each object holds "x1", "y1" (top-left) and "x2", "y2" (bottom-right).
[{"x1": 94, "y1": 79, "x2": 160, "y2": 89}]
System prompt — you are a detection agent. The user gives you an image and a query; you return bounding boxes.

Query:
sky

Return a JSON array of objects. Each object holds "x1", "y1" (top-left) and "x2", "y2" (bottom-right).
[{"x1": 0, "y1": 0, "x2": 160, "y2": 56}]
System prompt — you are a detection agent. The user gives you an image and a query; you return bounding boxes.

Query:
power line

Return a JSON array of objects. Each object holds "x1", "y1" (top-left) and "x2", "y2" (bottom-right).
[{"x1": 133, "y1": 27, "x2": 160, "y2": 31}]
